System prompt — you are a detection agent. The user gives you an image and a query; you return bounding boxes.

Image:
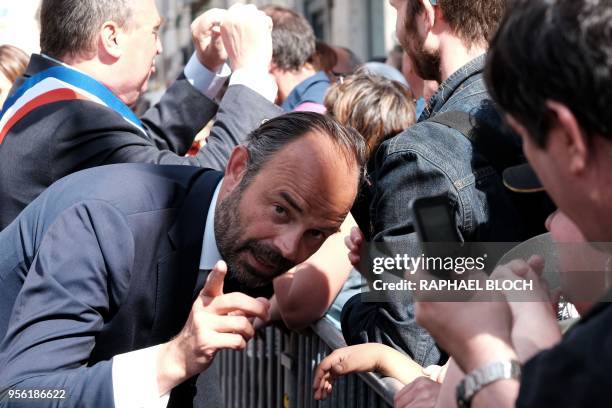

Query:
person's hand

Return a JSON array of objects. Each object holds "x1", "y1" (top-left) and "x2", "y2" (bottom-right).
[
  {"x1": 191, "y1": 8, "x2": 228, "y2": 71},
  {"x1": 393, "y1": 377, "x2": 441, "y2": 408},
  {"x1": 157, "y1": 261, "x2": 270, "y2": 394},
  {"x1": 493, "y1": 256, "x2": 562, "y2": 362},
  {"x1": 220, "y1": 4, "x2": 273, "y2": 71},
  {"x1": 313, "y1": 344, "x2": 384, "y2": 400},
  {"x1": 344, "y1": 226, "x2": 364, "y2": 266},
  {"x1": 422, "y1": 362, "x2": 448, "y2": 383}
]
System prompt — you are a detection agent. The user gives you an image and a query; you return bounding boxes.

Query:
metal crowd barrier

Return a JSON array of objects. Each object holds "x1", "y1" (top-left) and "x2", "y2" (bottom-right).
[{"x1": 216, "y1": 317, "x2": 401, "y2": 408}]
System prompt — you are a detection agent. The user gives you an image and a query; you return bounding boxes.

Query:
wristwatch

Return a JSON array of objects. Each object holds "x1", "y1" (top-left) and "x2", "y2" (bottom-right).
[{"x1": 456, "y1": 360, "x2": 521, "y2": 408}]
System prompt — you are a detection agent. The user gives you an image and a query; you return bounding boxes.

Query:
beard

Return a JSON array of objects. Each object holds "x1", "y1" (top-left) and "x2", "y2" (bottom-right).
[
  {"x1": 214, "y1": 181, "x2": 295, "y2": 288},
  {"x1": 400, "y1": 11, "x2": 442, "y2": 83}
]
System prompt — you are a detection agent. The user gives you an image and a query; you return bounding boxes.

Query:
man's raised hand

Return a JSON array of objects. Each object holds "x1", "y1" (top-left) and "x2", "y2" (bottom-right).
[
  {"x1": 191, "y1": 8, "x2": 229, "y2": 71},
  {"x1": 220, "y1": 4, "x2": 273, "y2": 72},
  {"x1": 157, "y1": 261, "x2": 270, "y2": 395}
]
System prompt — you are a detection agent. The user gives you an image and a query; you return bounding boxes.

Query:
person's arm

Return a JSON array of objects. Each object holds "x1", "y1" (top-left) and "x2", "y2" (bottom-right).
[
  {"x1": 0, "y1": 201, "x2": 134, "y2": 407},
  {"x1": 112, "y1": 5, "x2": 281, "y2": 171},
  {"x1": 139, "y1": 8, "x2": 232, "y2": 155},
  {"x1": 313, "y1": 344, "x2": 423, "y2": 400},
  {"x1": 0, "y1": 202, "x2": 270, "y2": 408},
  {"x1": 416, "y1": 259, "x2": 561, "y2": 408},
  {"x1": 271, "y1": 214, "x2": 357, "y2": 330}
]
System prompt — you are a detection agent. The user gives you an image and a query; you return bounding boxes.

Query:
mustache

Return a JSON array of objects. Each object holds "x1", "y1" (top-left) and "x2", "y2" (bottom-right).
[{"x1": 240, "y1": 240, "x2": 294, "y2": 273}]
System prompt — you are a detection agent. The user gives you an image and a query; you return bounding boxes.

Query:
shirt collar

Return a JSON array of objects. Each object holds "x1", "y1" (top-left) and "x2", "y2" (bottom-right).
[
  {"x1": 40, "y1": 53, "x2": 91, "y2": 76},
  {"x1": 199, "y1": 178, "x2": 223, "y2": 270}
]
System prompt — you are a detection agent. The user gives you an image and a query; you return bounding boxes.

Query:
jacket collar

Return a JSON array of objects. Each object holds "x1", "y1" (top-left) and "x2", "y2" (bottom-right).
[
  {"x1": 420, "y1": 54, "x2": 487, "y2": 121},
  {"x1": 281, "y1": 71, "x2": 330, "y2": 111},
  {"x1": 10, "y1": 54, "x2": 57, "y2": 94}
]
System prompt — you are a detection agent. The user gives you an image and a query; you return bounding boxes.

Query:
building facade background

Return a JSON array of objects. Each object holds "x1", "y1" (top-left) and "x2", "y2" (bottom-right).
[
  {"x1": 0, "y1": 0, "x2": 41, "y2": 54},
  {"x1": 152, "y1": 0, "x2": 399, "y2": 89}
]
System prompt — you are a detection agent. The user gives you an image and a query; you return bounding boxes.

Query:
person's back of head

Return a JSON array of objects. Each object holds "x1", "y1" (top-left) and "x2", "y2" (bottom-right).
[
  {"x1": 261, "y1": 5, "x2": 316, "y2": 72},
  {"x1": 311, "y1": 41, "x2": 337, "y2": 77},
  {"x1": 324, "y1": 71, "x2": 416, "y2": 159},
  {"x1": 0, "y1": 45, "x2": 29, "y2": 107},
  {"x1": 40, "y1": 0, "x2": 133, "y2": 60},
  {"x1": 487, "y1": 0, "x2": 612, "y2": 149},
  {"x1": 405, "y1": 0, "x2": 506, "y2": 48},
  {"x1": 0, "y1": 45, "x2": 29, "y2": 83},
  {"x1": 332, "y1": 46, "x2": 363, "y2": 75},
  {"x1": 487, "y1": 0, "x2": 612, "y2": 242}
]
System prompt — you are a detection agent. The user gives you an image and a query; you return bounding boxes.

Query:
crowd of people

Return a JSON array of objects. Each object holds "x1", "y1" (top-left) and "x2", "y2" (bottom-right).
[{"x1": 0, "y1": 0, "x2": 611, "y2": 407}]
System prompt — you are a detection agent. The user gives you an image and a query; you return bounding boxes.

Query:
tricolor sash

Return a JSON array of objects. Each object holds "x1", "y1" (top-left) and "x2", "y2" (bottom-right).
[{"x1": 0, "y1": 65, "x2": 146, "y2": 144}]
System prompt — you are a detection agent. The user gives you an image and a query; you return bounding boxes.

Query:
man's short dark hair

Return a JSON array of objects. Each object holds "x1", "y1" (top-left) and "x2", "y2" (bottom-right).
[
  {"x1": 408, "y1": 0, "x2": 506, "y2": 46},
  {"x1": 242, "y1": 112, "x2": 367, "y2": 185},
  {"x1": 262, "y1": 5, "x2": 316, "y2": 72},
  {"x1": 485, "y1": 0, "x2": 612, "y2": 148},
  {"x1": 40, "y1": 0, "x2": 133, "y2": 58}
]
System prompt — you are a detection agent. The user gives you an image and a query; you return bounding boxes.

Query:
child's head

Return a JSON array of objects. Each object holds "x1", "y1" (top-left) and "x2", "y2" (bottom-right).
[{"x1": 324, "y1": 71, "x2": 416, "y2": 158}]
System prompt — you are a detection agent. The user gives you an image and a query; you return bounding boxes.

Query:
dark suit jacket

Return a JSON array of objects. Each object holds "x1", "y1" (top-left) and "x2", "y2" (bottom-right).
[
  {"x1": 0, "y1": 164, "x2": 224, "y2": 407},
  {"x1": 0, "y1": 54, "x2": 282, "y2": 229}
]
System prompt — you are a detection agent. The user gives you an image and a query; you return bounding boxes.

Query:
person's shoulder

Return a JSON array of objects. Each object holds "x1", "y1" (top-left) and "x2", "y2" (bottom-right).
[
  {"x1": 40, "y1": 164, "x2": 211, "y2": 216},
  {"x1": 377, "y1": 119, "x2": 469, "y2": 158},
  {"x1": 13, "y1": 99, "x2": 132, "y2": 140}
]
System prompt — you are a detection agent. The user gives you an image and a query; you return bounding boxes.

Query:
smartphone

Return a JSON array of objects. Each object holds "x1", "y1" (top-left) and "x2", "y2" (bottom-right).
[
  {"x1": 411, "y1": 195, "x2": 461, "y2": 243},
  {"x1": 410, "y1": 195, "x2": 463, "y2": 278}
]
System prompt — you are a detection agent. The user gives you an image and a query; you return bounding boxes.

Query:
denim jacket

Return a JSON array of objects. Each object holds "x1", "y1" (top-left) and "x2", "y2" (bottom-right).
[{"x1": 341, "y1": 55, "x2": 528, "y2": 366}]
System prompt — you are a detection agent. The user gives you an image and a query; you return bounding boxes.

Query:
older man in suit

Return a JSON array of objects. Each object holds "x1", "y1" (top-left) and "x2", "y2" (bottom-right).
[
  {"x1": 0, "y1": 112, "x2": 366, "y2": 407},
  {"x1": 0, "y1": 1, "x2": 283, "y2": 229}
]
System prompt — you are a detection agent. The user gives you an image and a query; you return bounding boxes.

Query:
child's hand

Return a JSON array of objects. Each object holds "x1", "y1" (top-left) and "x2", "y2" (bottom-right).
[
  {"x1": 422, "y1": 362, "x2": 448, "y2": 383},
  {"x1": 313, "y1": 344, "x2": 382, "y2": 400},
  {"x1": 345, "y1": 227, "x2": 364, "y2": 266}
]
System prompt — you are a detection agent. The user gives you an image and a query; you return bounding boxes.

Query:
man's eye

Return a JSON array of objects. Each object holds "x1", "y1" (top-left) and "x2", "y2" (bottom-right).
[
  {"x1": 274, "y1": 205, "x2": 286, "y2": 215},
  {"x1": 309, "y1": 230, "x2": 324, "y2": 239}
]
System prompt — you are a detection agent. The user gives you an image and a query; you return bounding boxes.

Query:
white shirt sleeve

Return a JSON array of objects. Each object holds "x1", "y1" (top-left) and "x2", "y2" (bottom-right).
[
  {"x1": 229, "y1": 68, "x2": 278, "y2": 103},
  {"x1": 183, "y1": 53, "x2": 232, "y2": 99},
  {"x1": 112, "y1": 345, "x2": 171, "y2": 408}
]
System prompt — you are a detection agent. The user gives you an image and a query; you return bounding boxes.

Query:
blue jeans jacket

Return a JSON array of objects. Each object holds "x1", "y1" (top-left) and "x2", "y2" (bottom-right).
[{"x1": 341, "y1": 55, "x2": 529, "y2": 366}]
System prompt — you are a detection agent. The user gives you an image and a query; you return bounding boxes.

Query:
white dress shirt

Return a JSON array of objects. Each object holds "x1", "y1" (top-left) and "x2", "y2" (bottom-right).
[{"x1": 184, "y1": 53, "x2": 277, "y2": 103}]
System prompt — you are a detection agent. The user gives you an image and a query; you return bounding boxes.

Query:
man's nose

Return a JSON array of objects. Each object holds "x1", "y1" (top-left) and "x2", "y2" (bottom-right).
[
  {"x1": 156, "y1": 37, "x2": 163, "y2": 55},
  {"x1": 273, "y1": 228, "x2": 303, "y2": 263}
]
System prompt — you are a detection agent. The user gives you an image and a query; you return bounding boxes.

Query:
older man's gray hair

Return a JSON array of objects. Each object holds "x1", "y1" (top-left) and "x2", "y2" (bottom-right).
[{"x1": 40, "y1": 0, "x2": 133, "y2": 59}]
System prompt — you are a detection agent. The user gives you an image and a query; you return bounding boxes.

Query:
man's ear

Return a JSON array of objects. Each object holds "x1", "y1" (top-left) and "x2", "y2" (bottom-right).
[
  {"x1": 99, "y1": 21, "x2": 123, "y2": 60},
  {"x1": 268, "y1": 62, "x2": 280, "y2": 75},
  {"x1": 546, "y1": 100, "x2": 588, "y2": 175},
  {"x1": 224, "y1": 146, "x2": 249, "y2": 191},
  {"x1": 418, "y1": 0, "x2": 437, "y2": 32}
]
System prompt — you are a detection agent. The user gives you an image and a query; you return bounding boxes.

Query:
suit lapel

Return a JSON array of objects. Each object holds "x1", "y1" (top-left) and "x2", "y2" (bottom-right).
[
  {"x1": 167, "y1": 170, "x2": 223, "y2": 252},
  {"x1": 151, "y1": 170, "x2": 223, "y2": 340}
]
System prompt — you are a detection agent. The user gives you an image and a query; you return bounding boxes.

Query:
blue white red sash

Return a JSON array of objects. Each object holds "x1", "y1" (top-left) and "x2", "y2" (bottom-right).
[{"x1": 0, "y1": 65, "x2": 146, "y2": 144}]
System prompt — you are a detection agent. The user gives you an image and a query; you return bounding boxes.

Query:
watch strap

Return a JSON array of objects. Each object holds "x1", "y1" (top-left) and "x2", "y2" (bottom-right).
[{"x1": 456, "y1": 360, "x2": 521, "y2": 407}]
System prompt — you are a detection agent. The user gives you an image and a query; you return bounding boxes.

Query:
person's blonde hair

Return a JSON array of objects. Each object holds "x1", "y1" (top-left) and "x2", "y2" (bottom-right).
[
  {"x1": 325, "y1": 71, "x2": 416, "y2": 159},
  {"x1": 0, "y1": 45, "x2": 29, "y2": 83}
]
